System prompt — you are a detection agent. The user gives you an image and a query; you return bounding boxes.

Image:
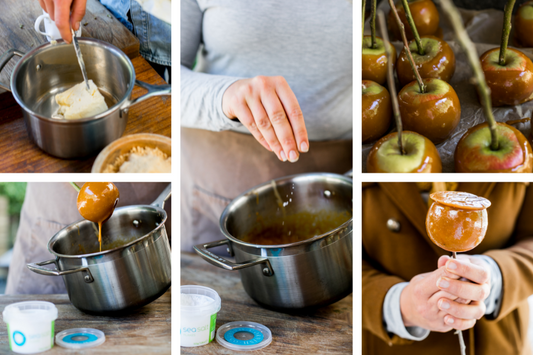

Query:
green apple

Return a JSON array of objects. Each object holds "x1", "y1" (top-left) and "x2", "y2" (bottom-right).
[{"x1": 367, "y1": 131, "x2": 442, "y2": 173}]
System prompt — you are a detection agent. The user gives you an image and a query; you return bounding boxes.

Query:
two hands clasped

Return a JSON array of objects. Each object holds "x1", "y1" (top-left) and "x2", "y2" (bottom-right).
[{"x1": 400, "y1": 255, "x2": 492, "y2": 332}]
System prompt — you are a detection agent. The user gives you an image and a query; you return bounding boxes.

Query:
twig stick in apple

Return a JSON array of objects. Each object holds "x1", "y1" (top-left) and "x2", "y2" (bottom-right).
[
  {"x1": 499, "y1": 0, "x2": 517, "y2": 66},
  {"x1": 378, "y1": 10, "x2": 405, "y2": 155},
  {"x1": 400, "y1": 0, "x2": 425, "y2": 55},
  {"x1": 371, "y1": 0, "x2": 377, "y2": 48},
  {"x1": 440, "y1": 0, "x2": 499, "y2": 151},
  {"x1": 388, "y1": 0, "x2": 426, "y2": 93}
]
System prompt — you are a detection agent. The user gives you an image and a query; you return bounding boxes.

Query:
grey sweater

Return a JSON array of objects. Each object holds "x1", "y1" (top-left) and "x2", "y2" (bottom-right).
[{"x1": 180, "y1": 0, "x2": 353, "y2": 140}]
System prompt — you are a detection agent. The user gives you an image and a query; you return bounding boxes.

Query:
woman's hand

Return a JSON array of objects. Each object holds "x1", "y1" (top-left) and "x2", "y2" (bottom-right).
[
  {"x1": 400, "y1": 255, "x2": 490, "y2": 332},
  {"x1": 38, "y1": 0, "x2": 87, "y2": 43},
  {"x1": 222, "y1": 76, "x2": 309, "y2": 162}
]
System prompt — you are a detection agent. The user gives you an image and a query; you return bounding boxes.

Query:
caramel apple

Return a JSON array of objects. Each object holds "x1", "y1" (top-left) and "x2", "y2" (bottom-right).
[
  {"x1": 388, "y1": 0, "x2": 440, "y2": 41},
  {"x1": 396, "y1": 35, "x2": 455, "y2": 87},
  {"x1": 368, "y1": 6, "x2": 442, "y2": 173},
  {"x1": 480, "y1": 48, "x2": 533, "y2": 106},
  {"x1": 362, "y1": 36, "x2": 397, "y2": 85},
  {"x1": 426, "y1": 191, "x2": 491, "y2": 253},
  {"x1": 398, "y1": 78, "x2": 461, "y2": 144},
  {"x1": 514, "y1": 1, "x2": 533, "y2": 47},
  {"x1": 367, "y1": 131, "x2": 442, "y2": 172},
  {"x1": 362, "y1": 80, "x2": 392, "y2": 143},
  {"x1": 455, "y1": 122, "x2": 533, "y2": 173}
]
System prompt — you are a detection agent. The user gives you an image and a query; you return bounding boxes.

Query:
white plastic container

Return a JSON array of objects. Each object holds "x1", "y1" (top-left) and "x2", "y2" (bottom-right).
[
  {"x1": 181, "y1": 285, "x2": 221, "y2": 347},
  {"x1": 3, "y1": 301, "x2": 58, "y2": 354}
]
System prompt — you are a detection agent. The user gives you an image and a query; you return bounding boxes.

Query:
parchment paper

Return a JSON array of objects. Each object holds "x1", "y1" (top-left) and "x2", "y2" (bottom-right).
[{"x1": 363, "y1": 2, "x2": 533, "y2": 172}]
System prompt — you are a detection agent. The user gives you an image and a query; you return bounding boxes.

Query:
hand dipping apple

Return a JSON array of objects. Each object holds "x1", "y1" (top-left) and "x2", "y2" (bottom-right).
[{"x1": 77, "y1": 182, "x2": 120, "y2": 251}]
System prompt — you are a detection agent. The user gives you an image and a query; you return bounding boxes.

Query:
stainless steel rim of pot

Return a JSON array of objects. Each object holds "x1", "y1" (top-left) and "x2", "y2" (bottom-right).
[
  {"x1": 10, "y1": 38, "x2": 135, "y2": 124},
  {"x1": 219, "y1": 172, "x2": 353, "y2": 249},
  {"x1": 47, "y1": 204, "x2": 167, "y2": 259}
]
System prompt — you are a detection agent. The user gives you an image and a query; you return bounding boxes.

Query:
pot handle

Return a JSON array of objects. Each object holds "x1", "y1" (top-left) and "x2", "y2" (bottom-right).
[
  {"x1": 27, "y1": 259, "x2": 94, "y2": 283},
  {"x1": 194, "y1": 239, "x2": 274, "y2": 276},
  {"x1": 0, "y1": 48, "x2": 24, "y2": 92},
  {"x1": 120, "y1": 80, "x2": 171, "y2": 117},
  {"x1": 151, "y1": 183, "x2": 171, "y2": 209}
]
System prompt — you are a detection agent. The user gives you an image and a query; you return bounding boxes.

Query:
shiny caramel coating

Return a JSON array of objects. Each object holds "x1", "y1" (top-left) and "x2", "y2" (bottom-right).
[
  {"x1": 514, "y1": 1, "x2": 533, "y2": 48},
  {"x1": 362, "y1": 36, "x2": 397, "y2": 85},
  {"x1": 367, "y1": 131, "x2": 442, "y2": 173},
  {"x1": 454, "y1": 122, "x2": 533, "y2": 173},
  {"x1": 398, "y1": 78, "x2": 461, "y2": 144},
  {"x1": 480, "y1": 48, "x2": 533, "y2": 107},
  {"x1": 388, "y1": 0, "x2": 440, "y2": 41},
  {"x1": 77, "y1": 182, "x2": 120, "y2": 223},
  {"x1": 426, "y1": 200, "x2": 488, "y2": 252},
  {"x1": 396, "y1": 36, "x2": 455, "y2": 88},
  {"x1": 362, "y1": 80, "x2": 392, "y2": 144}
]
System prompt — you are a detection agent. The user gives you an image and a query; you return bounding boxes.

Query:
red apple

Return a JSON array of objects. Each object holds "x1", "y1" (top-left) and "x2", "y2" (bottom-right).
[
  {"x1": 363, "y1": 36, "x2": 397, "y2": 85},
  {"x1": 396, "y1": 35, "x2": 456, "y2": 87},
  {"x1": 363, "y1": 81, "x2": 392, "y2": 144},
  {"x1": 388, "y1": 0, "x2": 440, "y2": 41},
  {"x1": 455, "y1": 122, "x2": 533, "y2": 173},
  {"x1": 367, "y1": 131, "x2": 442, "y2": 173},
  {"x1": 398, "y1": 78, "x2": 461, "y2": 144},
  {"x1": 480, "y1": 47, "x2": 533, "y2": 106}
]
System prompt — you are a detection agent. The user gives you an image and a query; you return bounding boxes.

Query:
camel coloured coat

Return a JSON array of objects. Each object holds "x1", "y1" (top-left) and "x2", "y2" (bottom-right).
[{"x1": 363, "y1": 182, "x2": 533, "y2": 355}]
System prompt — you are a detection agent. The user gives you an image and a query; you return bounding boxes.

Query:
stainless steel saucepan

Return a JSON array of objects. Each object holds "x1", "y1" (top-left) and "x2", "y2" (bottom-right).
[
  {"x1": 0, "y1": 39, "x2": 170, "y2": 158},
  {"x1": 194, "y1": 173, "x2": 352, "y2": 310},
  {"x1": 27, "y1": 184, "x2": 171, "y2": 315}
]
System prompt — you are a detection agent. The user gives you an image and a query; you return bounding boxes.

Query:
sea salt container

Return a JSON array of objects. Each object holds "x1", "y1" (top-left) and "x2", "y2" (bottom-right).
[
  {"x1": 3, "y1": 301, "x2": 58, "y2": 354},
  {"x1": 181, "y1": 285, "x2": 221, "y2": 347}
]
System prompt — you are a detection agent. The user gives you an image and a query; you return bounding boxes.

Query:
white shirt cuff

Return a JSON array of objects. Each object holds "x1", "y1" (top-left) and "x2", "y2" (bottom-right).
[
  {"x1": 383, "y1": 282, "x2": 430, "y2": 341},
  {"x1": 472, "y1": 255, "x2": 503, "y2": 317}
]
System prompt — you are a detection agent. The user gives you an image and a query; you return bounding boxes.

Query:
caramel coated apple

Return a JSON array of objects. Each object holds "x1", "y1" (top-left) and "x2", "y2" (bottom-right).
[
  {"x1": 362, "y1": 81, "x2": 392, "y2": 144},
  {"x1": 514, "y1": 1, "x2": 533, "y2": 47},
  {"x1": 363, "y1": 36, "x2": 397, "y2": 85},
  {"x1": 398, "y1": 78, "x2": 461, "y2": 144},
  {"x1": 455, "y1": 122, "x2": 533, "y2": 173},
  {"x1": 388, "y1": 0, "x2": 440, "y2": 41},
  {"x1": 480, "y1": 48, "x2": 533, "y2": 106},
  {"x1": 396, "y1": 36, "x2": 455, "y2": 87},
  {"x1": 366, "y1": 131, "x2": 442, "y2": 173},
  {"x1": 426, "y1": 191, "x2": 490, "y2": 253}
]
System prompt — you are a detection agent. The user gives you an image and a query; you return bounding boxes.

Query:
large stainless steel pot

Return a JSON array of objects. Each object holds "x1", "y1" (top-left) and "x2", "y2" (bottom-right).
[
  {"x1": 194, "y1": 173, "x2": 352, "y2": 310},
  {"x1": 27, "y1": 184, "x2": 172, "y2": 315},
  {"x1": 0, "y1": 39, "x2": 170, "y2": 158}
]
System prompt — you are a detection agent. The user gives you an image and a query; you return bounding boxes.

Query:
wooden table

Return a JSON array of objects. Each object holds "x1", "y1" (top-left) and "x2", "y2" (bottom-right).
[
  {"x1": 181, "y1": 252, "x2": 353, "y2": 354},
  {"x1": 0, "y1": 0, "x2": 170, "y2": 173},
  {"x1": 0, "y1": 290, "x2": 171, "y2": 354}
]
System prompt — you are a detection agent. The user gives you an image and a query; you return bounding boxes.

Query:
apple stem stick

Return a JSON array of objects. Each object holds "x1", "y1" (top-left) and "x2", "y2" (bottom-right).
[
  {"x1": 70, "y1": 182, "x2": 81, "y2": 192},
  {"x1": 389, "y1": 0, "x2": 426, "y2": 93},
  {"x1": 499, "y1": 0, "x2": 517, "y2": 66},
  {"x1": 440, "y1": 0, "x2": 500, "y2": 151},
  {"x1": 450, "y1": 251, "x2": 467, "y2": 355},
  {"x1": 371, "y1": 0, "x2": 377, "y2": 49},
  {"x1": 378, "y1": 10, "x2": 405, "y2": 155},
  {"x1": 400, "y1": 0, "x2": 425, "y2": 55}
]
